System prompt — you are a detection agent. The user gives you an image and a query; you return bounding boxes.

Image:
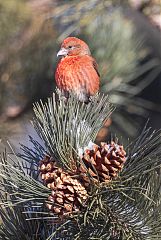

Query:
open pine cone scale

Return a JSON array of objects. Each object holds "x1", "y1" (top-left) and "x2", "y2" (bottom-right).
[
  {"x1": 80, "y1": 141, "x2": 126, "y2": 184},
  {"x1": 39, "y1": 155, "x2": 88, "y2": 215}
]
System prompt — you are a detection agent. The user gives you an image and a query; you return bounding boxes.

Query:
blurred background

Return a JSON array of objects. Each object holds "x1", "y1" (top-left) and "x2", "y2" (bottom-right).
[{"x1": 0, "y1": 0, "x2": 161, "y2": 149}]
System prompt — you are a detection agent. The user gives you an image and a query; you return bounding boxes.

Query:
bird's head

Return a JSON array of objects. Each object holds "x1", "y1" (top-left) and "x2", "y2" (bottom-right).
[{"x1": 57, "y1": 37, "x2": 91, "y2": 57}]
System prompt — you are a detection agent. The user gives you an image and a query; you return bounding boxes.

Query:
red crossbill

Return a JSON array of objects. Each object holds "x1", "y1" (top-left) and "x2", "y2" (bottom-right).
[{"x1": 55, "y1": 37, "x2": 100, "y2": 102}]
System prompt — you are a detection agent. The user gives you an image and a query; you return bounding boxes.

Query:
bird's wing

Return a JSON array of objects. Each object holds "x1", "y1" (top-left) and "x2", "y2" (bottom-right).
[{"x1": 92, "y1": 58, "x2": 100, "y2": 77}]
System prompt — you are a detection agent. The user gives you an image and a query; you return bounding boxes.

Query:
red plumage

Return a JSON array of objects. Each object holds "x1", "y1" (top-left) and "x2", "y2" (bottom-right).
[{"x1": 55, "y1": 37, "x2": 100, "y2": 102}]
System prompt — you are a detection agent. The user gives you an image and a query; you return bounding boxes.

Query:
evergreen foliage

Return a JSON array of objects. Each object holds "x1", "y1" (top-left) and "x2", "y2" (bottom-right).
[{"x1": 0, "y1": 92, "x2": 161, "y2": 239}]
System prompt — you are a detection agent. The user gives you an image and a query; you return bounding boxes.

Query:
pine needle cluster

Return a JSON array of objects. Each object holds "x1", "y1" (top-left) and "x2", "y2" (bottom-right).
[{"x1": 0, "y1": 91, "x2": 161, "y2": 239}]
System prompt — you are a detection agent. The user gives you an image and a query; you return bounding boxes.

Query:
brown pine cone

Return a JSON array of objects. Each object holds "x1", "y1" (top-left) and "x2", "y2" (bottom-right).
[
  {"x1": 39, "y1": 155, "x2": 88, "y2": 215},
  {"x1": 80, "y1": 141, "x2": 126, "y2": 185}
]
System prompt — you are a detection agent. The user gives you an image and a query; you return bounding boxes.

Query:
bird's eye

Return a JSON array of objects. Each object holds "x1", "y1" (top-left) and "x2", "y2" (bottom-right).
[{"x1": 68, "y1": 46, "x2": 73, "y2": 49}]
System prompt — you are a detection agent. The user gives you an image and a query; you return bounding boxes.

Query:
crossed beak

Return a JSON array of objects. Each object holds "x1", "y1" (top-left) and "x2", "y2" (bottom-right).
[{"x1": 57, "y1": 48, "x2": 68, "y2": 57}]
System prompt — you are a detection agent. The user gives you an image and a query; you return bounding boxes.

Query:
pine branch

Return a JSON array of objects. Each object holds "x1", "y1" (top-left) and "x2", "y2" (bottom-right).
[
  {"x1": 1, "y1": 93, "x2": 161, "y2": 239},
  {"x1": 0, "y1": 202, "x2": 40, "y2": 240},
  {"x1": 0, "y1": 150, "x2": 50, "y2": 208},
  {"x1": 0, "y1": 149, "x2": 56, "y2": 240},
  {"x1": 32, "y1": 91, "x2": 113, "y2": 171},
  {"x1": 42, "y1": 123, "x2": 161, "y2": 239},
  {"x1": 19, "y1": 136, "x2": 46, "y2": 166}
]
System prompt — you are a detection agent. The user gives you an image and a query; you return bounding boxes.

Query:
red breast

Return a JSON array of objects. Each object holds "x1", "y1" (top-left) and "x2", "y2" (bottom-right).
[{"x1": 55, "y1": 55, "x2": 100, "y2": 96}]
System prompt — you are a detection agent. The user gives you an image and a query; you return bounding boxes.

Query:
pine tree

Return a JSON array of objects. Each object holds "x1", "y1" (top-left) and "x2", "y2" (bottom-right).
[{"x1": 0, "y1": 90, "x2": 161, "y2": 239}]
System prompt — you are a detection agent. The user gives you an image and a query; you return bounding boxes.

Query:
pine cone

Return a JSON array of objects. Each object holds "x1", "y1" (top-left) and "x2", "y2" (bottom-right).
[
  {"x1": 39, "y1": 155, "x2": 88, "y2": 215},
  {"x1": 80, "y1": 141, "x2": 126, "y2": 185}
]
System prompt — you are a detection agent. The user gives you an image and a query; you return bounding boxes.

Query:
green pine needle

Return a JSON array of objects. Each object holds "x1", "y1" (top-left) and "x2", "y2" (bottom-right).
[
  {"x1": 1, "y1": 94, "x2": 161, "y2": 239},
  {"x1": 32, "y1": 91, "x2": 114, "y2": 171}
]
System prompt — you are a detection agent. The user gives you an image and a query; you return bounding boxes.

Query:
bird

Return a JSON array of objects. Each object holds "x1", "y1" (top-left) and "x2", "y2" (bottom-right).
[{"x1": 55, "y1": 37, "x2": 100, "y2": 102}]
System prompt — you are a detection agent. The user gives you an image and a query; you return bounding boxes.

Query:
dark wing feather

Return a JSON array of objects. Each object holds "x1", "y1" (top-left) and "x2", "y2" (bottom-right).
[{"x1": 92, "y1": 59, "x2": 100, "y2": 77}]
